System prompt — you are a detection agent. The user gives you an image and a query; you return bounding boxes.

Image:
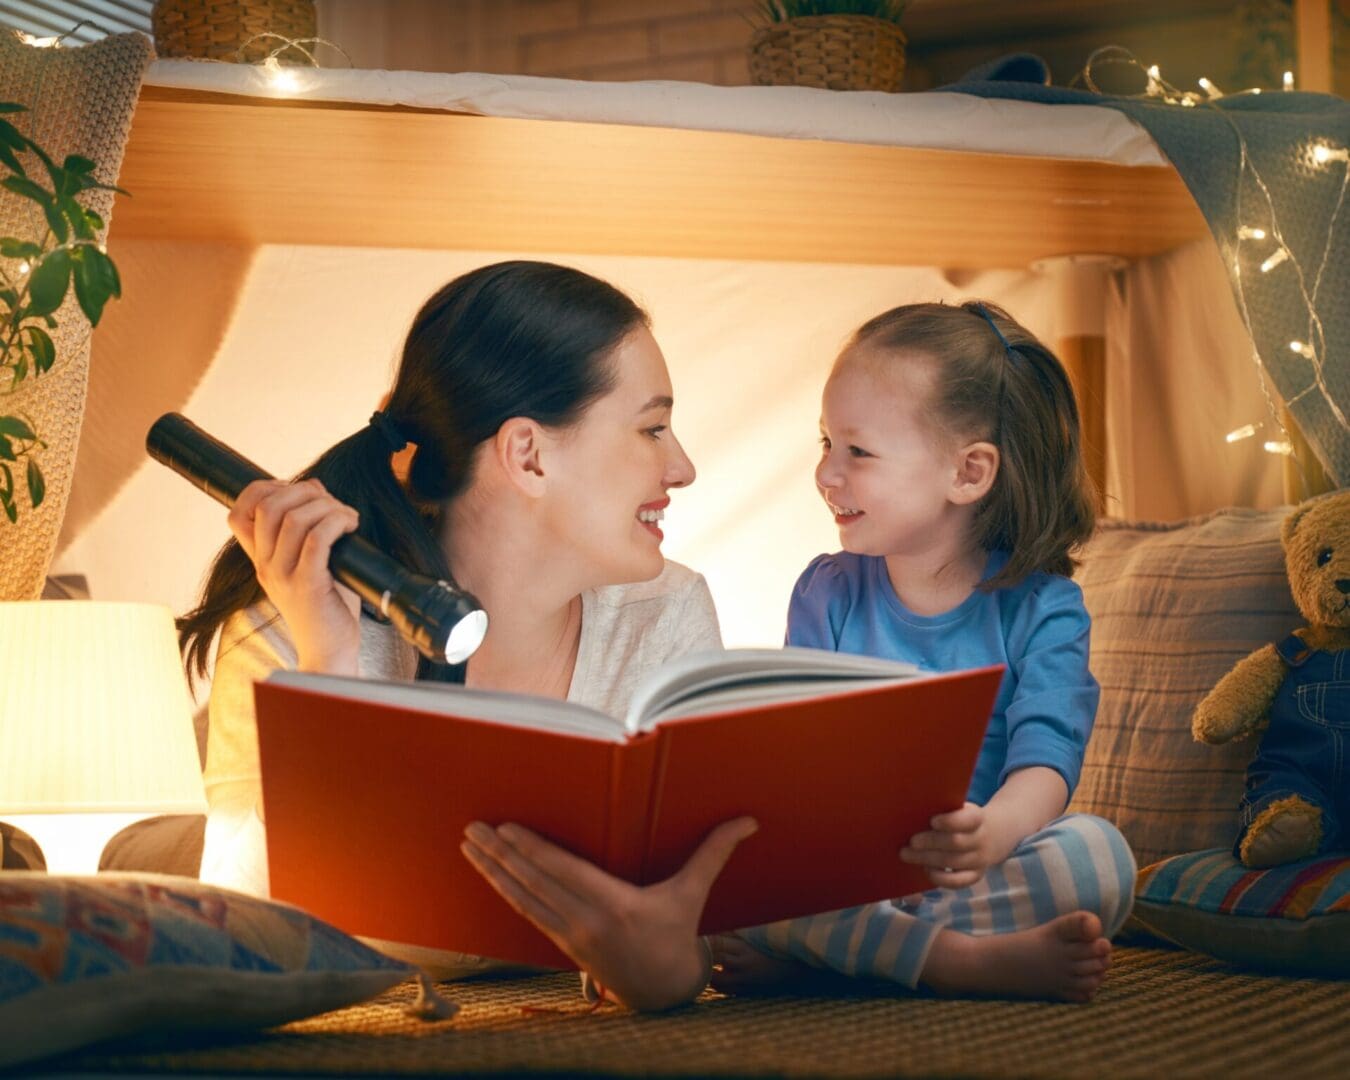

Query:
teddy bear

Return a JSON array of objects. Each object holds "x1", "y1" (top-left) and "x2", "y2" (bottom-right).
[{"x1": 1192, "y1": 490, "x2": 1350, "y2": 868}]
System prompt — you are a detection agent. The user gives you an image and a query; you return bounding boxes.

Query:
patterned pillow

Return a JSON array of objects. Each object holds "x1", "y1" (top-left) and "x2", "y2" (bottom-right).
[
  {"x1": 0, "y1": 872, "x2": 422, "y2": 1069},
  {"x1": 1133, "y1": 849, "x2": 1350, "y2": 976},
  {"x1": 1068, "y1": 508, "x2": 1300, "y2": 868}
]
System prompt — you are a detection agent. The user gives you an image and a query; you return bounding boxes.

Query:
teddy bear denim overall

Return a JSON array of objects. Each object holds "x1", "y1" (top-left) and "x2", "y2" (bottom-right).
[{"x1": 1238, "y1": 634, "x2": 1350, "y2": 856}]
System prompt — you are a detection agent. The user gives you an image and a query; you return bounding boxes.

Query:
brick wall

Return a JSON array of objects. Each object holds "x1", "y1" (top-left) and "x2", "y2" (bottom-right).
[{"x1": 317, "y1": 0, "x2": 758, "y2": 86}]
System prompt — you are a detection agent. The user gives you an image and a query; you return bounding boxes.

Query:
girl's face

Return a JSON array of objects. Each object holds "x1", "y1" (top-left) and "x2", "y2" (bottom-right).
[
  {"x1": 544, "y1": 325, "x2": 695, "y2": 585},
  {"x1": 815, "y1": 348, "x2": 962, "y2": 558}
]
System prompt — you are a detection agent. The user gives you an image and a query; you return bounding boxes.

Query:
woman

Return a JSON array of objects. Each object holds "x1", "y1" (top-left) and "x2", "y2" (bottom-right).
[{"x1": 179, "y1": 261, "x2": 754, "y2": 1011}]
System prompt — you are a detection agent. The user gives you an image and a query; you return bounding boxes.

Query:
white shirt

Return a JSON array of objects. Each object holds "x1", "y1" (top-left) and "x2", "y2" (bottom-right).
[{"x1": 199, "y1": 560, "x2": 722, "y2": 898}]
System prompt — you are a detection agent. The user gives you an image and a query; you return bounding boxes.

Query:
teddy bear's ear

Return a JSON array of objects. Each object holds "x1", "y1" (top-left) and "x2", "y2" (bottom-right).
[{"x1": 1282, "y1": 503, "x2": 1313, "y2": 546}]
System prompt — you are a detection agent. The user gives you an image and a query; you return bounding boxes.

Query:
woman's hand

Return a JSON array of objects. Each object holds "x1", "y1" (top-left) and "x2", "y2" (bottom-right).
[
  {"x1": 228, "y1": 478, "x2": 362, "y2": 675},
  {"x1": 461, "y1": 817, "x2": 758, "y2": 1011},
  {"x1": 900, "y1": 802, "x2": 1003, "y2": 890}
]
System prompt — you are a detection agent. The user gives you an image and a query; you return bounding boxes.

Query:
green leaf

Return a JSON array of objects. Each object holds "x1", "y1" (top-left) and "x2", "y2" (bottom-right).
[
  {"x1": 0, "y1": 437, "x2": 13, "y2": 461},
  {"x1": 0, "y1": 238, "x2": 42, "y2": 259},
  {"x1": 0, "y1": 460, "x2": 11, "y2": 497},
  {"x1": 12, "y1": 353, "x2": 26, "y2": 384},
  {"x1": 26, "y1": 457, "x2": 43, "y2": 508},
  {"x1": 0, "y1": 289, "x2": 17, "y2": 307},
  {"x1": 26, "y1": 247, "x2": 70, "y2": 316},
  {"x1": 23, "y1": 325, "x2": 54, "y2": 373},
  {"x1": 0, "y1": 416, "x2": 35, "y2": 442},
  {"x1": 0, "y1": 103, "x2": 27, "y2": 114},
  {"x1": 0, "y1": 118, "x2": 26, "y2": 150},
  {"x1": 62, "y1": 198, "x2": 93, "y2": 240},
  {"x1": 62, "y1": 154, "x2": 95, "y2": 175},
  {"x1": 0, "y1": 142, "x2": 23, "y2": 176},
  {"x1": 1, "y1": 174, "x2": 50, "y2": 205},
  {"x1": 42, "y1": 199, "x2": 67, "y2": 243},
  {"x1": 73, "y1": 245, "x2": 119, "y2": 325},
  {"x1": 84, "y1": 208, "x2": 104, "y2": 232},
  {"x1": 1, "y1": 495, "x2": 15, "y2": 524}
]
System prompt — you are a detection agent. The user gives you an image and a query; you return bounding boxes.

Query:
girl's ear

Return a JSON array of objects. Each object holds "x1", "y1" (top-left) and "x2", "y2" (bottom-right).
[
  {"x1": 492, "y1": 417, "x2": 548, "y2": 497},
  {"x1": 950, "y1": 441, "x2": 999, "y2": 505}
]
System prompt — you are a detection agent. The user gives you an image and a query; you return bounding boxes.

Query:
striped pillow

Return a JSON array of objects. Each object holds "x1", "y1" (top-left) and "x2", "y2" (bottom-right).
[
  {"x1": 1133, "y1": 849, "x2": 1350, "y2": 976},
  {"x1": 1067, "y1": 508, "x2": 1300, "y2": 868}
]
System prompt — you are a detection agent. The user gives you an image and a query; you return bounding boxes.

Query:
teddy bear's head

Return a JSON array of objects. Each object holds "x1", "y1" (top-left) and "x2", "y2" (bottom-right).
[{"x1": 1281, "y1": 490, "x2": 1350, "y2": 628}]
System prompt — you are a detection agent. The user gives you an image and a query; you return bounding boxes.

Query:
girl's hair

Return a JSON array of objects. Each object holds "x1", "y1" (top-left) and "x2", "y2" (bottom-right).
[
  {"x1": 178, "y1": 260, "x2": 648, "y2": 684},
  {"x1": 849, "y1": 300, "x2": 1097, "y2": 590}
]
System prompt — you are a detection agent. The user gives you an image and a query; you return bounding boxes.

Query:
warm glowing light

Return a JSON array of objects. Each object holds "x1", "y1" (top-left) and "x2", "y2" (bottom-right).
[
  {"x1": 1264, "y1": 440, "x2": 1295, "y2": 456},
  {"x1": 1198, "y1": 77, "x2": 1222, "y2": 98},
  {"x1": 1226, "y1": 423, "x2": 1259, "y2": 443},
  {"x1": 1238, "y1": 226, "x2": 1267, "y2": 240},
  {"x1": 263, "y1": 55, "x2": 301, "y2": 93},
  {"x1": 16, "y1": 260, "x2": 30, "y2": 276},
  {"x1": 1290, "y1": 340, "x2": 1316, "y2": 360},
  {"x1": 17, "y1": 31, "x2": 59, "y2": 47},
  {"x1": 1260, "y1": 249, "x2": 1290, "y2": 273},
  {"x1": 1313, "y1": 143, "x2": 1349, "y2": 165},
  {"x1": 1284, "y1": 70, "x2": 1295, "y2": 90}
]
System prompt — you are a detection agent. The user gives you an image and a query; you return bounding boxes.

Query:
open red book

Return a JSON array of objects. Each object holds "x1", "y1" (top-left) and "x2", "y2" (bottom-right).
[{"x1": 255, "y1": 648, "x2": 1003, "y2": 969}]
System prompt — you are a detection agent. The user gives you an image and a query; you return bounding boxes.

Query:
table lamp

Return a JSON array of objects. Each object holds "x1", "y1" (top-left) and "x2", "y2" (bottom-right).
[{"x1": 0, "y1": 601, "x2": 207, "y2": 874}]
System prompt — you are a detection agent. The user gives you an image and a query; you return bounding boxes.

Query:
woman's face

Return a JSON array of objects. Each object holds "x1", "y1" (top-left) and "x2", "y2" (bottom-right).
[{"x1": 543, "y1": 325, "x2": 695, "y2": 585}]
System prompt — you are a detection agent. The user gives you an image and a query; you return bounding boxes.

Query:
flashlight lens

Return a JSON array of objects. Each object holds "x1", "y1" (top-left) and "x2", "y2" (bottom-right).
[{"x1": 443, "y1": 609, "x2": 488, "y2": 664}]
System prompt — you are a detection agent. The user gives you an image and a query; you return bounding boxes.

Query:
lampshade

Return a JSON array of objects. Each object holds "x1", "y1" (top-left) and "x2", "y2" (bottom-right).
[{"x1": 0, "y1": 601, "x2": 206, "y2": 874}]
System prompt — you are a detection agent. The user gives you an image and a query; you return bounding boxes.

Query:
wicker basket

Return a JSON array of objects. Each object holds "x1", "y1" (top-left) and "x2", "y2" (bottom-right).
[
  {"x1": 152, "y1": 0, "x2": 318, "y2": 63},
  {"x1": 749, "y1": 14, "x2": 906, "y2": 92}
]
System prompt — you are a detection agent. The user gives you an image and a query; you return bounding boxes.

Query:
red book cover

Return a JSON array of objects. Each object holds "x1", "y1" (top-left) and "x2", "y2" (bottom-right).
[{"x1": 256, "y1": 662, "x2": 1002, "y2": 969}]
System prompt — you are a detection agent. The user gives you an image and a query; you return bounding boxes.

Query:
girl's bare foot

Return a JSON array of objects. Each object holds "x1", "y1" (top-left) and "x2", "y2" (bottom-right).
[{"x1": 921, "y1": 911, "x2": 1111, "y2": 1003}]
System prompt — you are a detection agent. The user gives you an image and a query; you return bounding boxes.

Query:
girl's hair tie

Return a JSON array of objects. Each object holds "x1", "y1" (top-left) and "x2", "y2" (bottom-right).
[
  {"x1": 969, "y1": 303, "x2": 1020, "y2": 364},
  {"x1": 369, "y1": 409, "x2": 409, "y2": 453}
]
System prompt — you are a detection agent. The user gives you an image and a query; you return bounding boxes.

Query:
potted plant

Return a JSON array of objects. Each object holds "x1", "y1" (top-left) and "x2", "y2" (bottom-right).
[
  {"x1": 749, "y1": 1, "x2": 910, "y2": 92},
  {"x1": 0, "y1": 100, "x2": 122, "y2": 525}
]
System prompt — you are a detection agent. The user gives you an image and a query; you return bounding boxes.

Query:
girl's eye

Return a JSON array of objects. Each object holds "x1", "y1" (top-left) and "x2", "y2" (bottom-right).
[
  {"x1": 644, "y1": 425, "x2": 667, "y2": 440},
  {"x1": 1318, "y1": 547, "x2": 1334, "y2": 567},
  {"x1": 848, "y1": 446, "x2": 870, "y2": 458}
]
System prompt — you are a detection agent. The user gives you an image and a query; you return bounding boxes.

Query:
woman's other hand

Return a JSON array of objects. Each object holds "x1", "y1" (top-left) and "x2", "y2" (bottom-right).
[
  {"x1": 229, "y1": 478, "x2": 362, "y2": 675},
  {"x1": 461, "y1": 817, "x2": 758, "y2": 1011}
]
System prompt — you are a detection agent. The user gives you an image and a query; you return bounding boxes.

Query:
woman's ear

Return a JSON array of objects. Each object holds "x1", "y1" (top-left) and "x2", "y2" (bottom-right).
[
  {"x1": 950, "y1": 441, "x2": 999, "y2": 505},
  {"x1": 492, "y1": 417, "x2": 548, "y2": 497}
]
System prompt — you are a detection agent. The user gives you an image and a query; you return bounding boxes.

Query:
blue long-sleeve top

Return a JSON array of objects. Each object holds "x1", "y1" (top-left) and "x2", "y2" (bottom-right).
[{"x1": 786, "y1": 550, "x2": 1099, "y2": 805}]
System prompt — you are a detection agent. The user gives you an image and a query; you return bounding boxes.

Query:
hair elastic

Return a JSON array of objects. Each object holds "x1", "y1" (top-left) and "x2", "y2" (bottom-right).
[
  {"x1": 970, "y1": 304, "x2": 1020, "y2": 364},
  {"x1": 369, "y1": 410, "x2": 409, "y2": 453}
]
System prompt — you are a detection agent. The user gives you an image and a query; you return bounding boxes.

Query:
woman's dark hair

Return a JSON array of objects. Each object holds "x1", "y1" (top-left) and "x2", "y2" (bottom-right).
[
  {"x1": 848, "y1": 300, "x2": 1098, "y2": 590},
  {"x1": 178, "y1": 261, "x2": 648, "y2": 683}
]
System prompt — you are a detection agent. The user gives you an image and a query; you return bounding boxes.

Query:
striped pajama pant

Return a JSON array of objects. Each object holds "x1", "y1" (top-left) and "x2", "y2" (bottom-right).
[{"x1": 736, "y1": 813, "x2": 1138, "y2": 990}]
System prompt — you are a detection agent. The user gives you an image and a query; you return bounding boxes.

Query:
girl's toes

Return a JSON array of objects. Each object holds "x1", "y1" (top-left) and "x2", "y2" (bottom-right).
[{"x1": 1071, "y1": 957, "x2": 1108, "y2": 976}]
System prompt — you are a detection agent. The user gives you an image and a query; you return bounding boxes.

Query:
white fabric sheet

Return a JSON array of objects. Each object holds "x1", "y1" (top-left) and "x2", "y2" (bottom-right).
[{"x1": 144, "y1": 59, "x2": 1167, "y2": 167}]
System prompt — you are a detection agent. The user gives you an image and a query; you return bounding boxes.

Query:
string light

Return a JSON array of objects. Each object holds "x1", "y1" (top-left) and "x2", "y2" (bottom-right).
[
  {"x1": 16, "y1": 261, "x2": 29, "y2": 276},
  {"x1": 262, "y1": 55, "x2": 301, "y2": 93},
  {"x1": 1260, "y1": 248, "x2": 1290, "y2": 272},
  {"x1": 1076, "y1": 48, "x2": 1348, "y2": 479},
  {"x1": 16, "y1": 31, "x2": 59, "y2": 47}
]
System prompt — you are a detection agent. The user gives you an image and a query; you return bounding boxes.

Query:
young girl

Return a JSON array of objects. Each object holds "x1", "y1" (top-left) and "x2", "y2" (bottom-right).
[{"x1": 712, "y1": 300, "x2": 1136, "y2": 1004}]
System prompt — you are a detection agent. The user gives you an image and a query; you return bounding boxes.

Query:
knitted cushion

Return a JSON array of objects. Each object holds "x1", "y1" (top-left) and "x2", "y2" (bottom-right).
[
  {"x1": 0, "y1": 872, "x2": 418, "y2": 1070},
  {"x1": 1133, "y1": 849, "x2": 1350, "y2": 976},
  {"x1": 1068, "y1": 508, "x2": 1300, "y2": 867},
  {"x1": 0, "y1": 30, "x2": 151, "y2": 600}
]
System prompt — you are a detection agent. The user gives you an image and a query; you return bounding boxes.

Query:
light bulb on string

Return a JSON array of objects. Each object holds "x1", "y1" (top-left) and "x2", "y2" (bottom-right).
[
  {"x1": 1260, "y1": 248, "x2": 1290, "y2": 273},
  {"x1": 1238, "y1": 226, "x2": 1267, "y2": 240},
  {"x1": 1290, "y1": 340, "x2": 1316, "y2": 360},
  {"x1": 1312, "y1": 143, "x2": 1349, "y2": 165},
  {"x1": 1284, "y1": 70, "x2": 1295, "y2": 91},
  {"x1": 1226, "y1": 423, "x2": 1261, "y2": 443},
  {"x1": 262, "y1": 55, "x2": 301, "y2": 93},
  {"x1": 1264, "y1": 440, "x2": 1295, "y2": 456},
  {"x1": 17, "y1": 31, "x2": 59, "y2": 47},
  {"x1": 1198, "y1": 77, "x2": 1223, "y2": 99}
]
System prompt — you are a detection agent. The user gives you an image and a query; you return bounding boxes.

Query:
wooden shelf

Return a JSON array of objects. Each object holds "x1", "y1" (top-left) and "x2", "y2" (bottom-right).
[{"x1": 111, "y1": 85, "x2": 1209, "y2": 269}]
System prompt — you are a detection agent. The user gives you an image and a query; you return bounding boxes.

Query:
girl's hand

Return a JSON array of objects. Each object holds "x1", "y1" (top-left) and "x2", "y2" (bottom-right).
[
  {"x1": 228, "y1": 478, "x2": 362, "y2": 675},
  {"x1": 461, "y1": 817, "x2": 758, "y2": 1011},
  {"x1": 900, "y1": 802, "x2": 1001, "y2": 890}
]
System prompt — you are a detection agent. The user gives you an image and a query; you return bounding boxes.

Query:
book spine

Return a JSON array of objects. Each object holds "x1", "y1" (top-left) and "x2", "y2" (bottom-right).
[{"x1": 603, "y1": 732, "x2": 660, "y2": 883}]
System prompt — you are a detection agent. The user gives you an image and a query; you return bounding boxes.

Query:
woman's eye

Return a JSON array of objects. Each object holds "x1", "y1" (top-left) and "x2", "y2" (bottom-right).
[
  {"x1": 1318, "y1": 547, "x2": 1334, "y2": 567},
  {"x1": 644, "y1": 425, "x2": 667, "y2": 439}
]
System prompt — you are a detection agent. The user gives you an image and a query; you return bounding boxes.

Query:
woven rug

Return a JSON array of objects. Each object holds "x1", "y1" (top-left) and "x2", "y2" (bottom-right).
[{"x1": 39, "y1": 947, "x2": 1350, "y2": 1079}]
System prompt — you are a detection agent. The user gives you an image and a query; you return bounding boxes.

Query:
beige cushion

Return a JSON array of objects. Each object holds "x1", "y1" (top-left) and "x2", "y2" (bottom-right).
[{"x1": 1067, "y1": 508, "x2": 1300, "y2": 869}]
